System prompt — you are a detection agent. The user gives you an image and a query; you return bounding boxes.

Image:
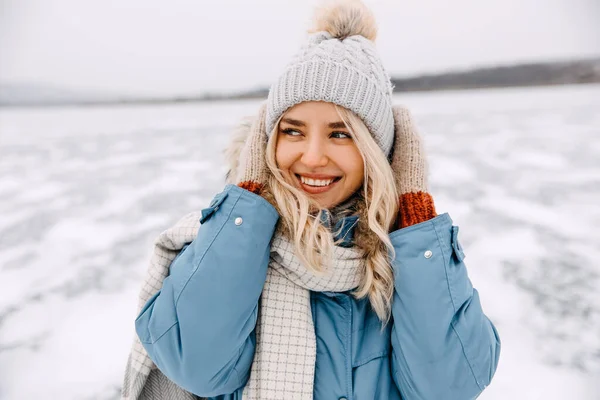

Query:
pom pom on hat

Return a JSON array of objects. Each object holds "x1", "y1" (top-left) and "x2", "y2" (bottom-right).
[{"x1": 309, "y1": 0, "x2": 378, "y2": 41}]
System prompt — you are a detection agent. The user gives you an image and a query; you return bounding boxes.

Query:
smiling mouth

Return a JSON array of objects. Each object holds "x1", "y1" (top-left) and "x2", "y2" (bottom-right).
[{"x1": 294, "y1": 174, "x2": 341, "y2": 194}]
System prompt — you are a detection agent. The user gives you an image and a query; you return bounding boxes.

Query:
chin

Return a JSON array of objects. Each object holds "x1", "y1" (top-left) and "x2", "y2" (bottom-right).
[{"x1": 312, "y1": 193, "x2": 342, "y2": 209}]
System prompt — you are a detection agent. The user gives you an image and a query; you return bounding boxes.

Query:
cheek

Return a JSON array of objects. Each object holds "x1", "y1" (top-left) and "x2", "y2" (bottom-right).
[
  {"x1": 340, "y1": 149, "x2": 364, "y2": 188},
  {"x1": 275, "y1": 140, "x2": 297, "y2": 171}
]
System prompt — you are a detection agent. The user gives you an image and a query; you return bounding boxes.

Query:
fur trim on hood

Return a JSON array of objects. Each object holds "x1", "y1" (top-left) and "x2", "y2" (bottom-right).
[{"x1": 224, "y1": 115, "x2": 254, "y2": 185}]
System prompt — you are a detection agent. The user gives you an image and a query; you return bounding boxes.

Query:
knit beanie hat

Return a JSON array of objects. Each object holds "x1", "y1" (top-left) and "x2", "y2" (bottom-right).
[{"x1": 266, "y1": 0, "x2": 395, "y2": 157}]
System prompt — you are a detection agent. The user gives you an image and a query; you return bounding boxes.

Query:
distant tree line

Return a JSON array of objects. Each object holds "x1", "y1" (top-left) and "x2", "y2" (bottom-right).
[
  {"x1": 2, "y1": 58, "x2": 599, "y2": 107},
  {"x1": 186, "y1": 58, "x2": 600, "y2": 101},
  {"x1": 389, "y1": 58, "x2": 600, "y2": 92}
]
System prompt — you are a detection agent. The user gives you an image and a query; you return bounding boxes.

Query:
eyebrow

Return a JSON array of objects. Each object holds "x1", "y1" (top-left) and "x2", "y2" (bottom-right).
[
  {"x1": 329, "y1": 121, "x2": 348, "y2": 129},
  {"x1": 281, "y1": 118, "x2": 348, "y2": 129}
]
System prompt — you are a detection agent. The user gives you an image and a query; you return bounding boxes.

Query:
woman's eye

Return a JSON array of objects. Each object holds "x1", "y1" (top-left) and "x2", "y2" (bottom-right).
[
  {"x1": 282, "y1": 128, "x2": 302, "y2": 136},
  {"x1": 331, "y1": 131, "x2": 351, "y2": 139}
]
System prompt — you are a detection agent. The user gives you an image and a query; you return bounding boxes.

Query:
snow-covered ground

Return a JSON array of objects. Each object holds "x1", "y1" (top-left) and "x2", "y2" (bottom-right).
[{"x1": 0, "y1": 84, "x2": 599, "y2": 399}]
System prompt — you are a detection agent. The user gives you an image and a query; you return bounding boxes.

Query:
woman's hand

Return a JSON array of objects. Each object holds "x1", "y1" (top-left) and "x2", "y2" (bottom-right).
[
  {"x1": 390, "y1": 105, "x2": 437, "y2": 229},
  {"x1": 236, "y1": 102, "x2": 269, "y2": 195}
]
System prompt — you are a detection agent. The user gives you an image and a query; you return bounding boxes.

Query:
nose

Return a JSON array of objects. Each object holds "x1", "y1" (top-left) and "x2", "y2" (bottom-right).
[{"x1": 300, "y1": 137, "x2": 328, "y2": 168}]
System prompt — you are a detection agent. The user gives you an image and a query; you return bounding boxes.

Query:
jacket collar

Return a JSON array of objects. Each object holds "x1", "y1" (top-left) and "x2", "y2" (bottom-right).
[{"x1": 319, "y1": 210, "x2": 359, "y2": 248}]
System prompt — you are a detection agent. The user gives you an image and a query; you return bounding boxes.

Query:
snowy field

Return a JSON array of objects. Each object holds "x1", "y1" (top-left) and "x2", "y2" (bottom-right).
[{"x1": 0, "y1": 84, "x2": 599, "y2": 399}]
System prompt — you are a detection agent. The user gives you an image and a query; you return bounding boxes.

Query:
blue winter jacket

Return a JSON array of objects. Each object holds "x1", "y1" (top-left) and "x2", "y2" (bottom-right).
[{"x1": 135, "y1": 184, "x2": 501, "y2": 399}]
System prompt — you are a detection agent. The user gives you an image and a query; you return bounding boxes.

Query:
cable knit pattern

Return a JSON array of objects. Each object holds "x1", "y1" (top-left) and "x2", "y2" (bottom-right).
[
  {"x1": 266, "y1": 31, "x2": 395, "y2": 156},
  {"x1": 390, "y1": 105, "x2": 437, "y2": 228},
  {"x1": 397, "y1": 192, "x2": 437, "y2": 229}
]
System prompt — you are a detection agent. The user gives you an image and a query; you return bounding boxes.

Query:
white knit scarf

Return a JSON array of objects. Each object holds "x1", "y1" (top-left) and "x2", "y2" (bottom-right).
[{"x1": 121, "y1": 211, "x2": 365, "y2": 400}]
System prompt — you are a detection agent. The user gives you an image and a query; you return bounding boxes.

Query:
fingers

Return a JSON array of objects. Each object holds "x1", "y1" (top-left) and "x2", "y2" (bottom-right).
[
  {"x1": 390, "y1": 106, "x2": 416, "y2": 168},
  {"x1": 392, "y1": 105, "x2": 414, "y2": 139},
  {"x1": 389, "y1": 106, "x2": 437, "y2": 228},
  {"x1": 236, "y1": 102, "x2": 270, "y2": 193},
  {"x1": 390, "y1": 105, "x2": 428, "y2": 194}
]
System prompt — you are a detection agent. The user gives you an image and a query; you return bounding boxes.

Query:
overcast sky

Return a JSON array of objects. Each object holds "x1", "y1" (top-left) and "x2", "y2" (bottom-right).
[{"x1": 1, "y1": 0, "x2": 599, "y2": 96}]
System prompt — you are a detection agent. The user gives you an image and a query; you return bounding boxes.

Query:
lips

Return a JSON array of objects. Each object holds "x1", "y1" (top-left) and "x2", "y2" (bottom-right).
[
  {"x1": 294, "y1": 173, "x2": 341, "y2": 194},
  {"x1": 299, "y1": 176, "x2": 335, "y2": 186}
]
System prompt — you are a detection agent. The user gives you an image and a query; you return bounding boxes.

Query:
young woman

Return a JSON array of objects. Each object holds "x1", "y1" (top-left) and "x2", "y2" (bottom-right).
[{"x1": 122, "y1": 1, "x2": 501, "y2": 399}]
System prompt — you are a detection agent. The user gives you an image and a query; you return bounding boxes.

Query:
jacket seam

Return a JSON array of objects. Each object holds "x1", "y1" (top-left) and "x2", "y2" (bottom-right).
[
  {"x1": 432, "y1": 220, "x2": 484, "y2": 391},
  {"x1": 174, "y1": 189, "x2": 242, "y2": 306},
  {"x1": 233, "y1": 366, "x2": 244, "y2": 389},
  {"x1": 148, "y1": 321, "x2": 179, "y2": 344},
  {"x1": 352, "y1": 321, "x2": 381, "y2": 334},
  {"x1": 345, "y1": 297, "x2": 353, "y2": 400},
  {"x1": 432, "y1": 221, "x2": 456, "y2": 313},
  {"x1": 227, "y1": 333, "x2": 255, "y2": 385},
  {"x1": 353, "y1": 350, "x2": 389, "y2": 367},
  {"x1": 390, "y1": 338, "x2": 414, "y2": 396}
]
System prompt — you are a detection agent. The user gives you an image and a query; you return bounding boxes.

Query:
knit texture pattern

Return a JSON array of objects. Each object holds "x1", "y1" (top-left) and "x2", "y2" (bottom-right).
[
  {"x1": 121, "y1": 214, "x2": 365, "y2": 400},
  {"x1": 122, "y1": 212, "x2": 203, "y2": 400},
  {"x1": 237, "y1": 102, "x2": 269, "y2": 195},
  {"x1": 266, "y1": 31, "x2": 395, "y2": 156},
  {"x1": 390, "y1": 105, "x2": 437, "y2": 228},
  {"x1": 243, "y1": 227, "x2": 364, "y2": 399}
]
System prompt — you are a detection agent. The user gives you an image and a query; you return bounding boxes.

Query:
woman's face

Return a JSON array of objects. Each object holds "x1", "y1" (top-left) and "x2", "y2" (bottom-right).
[{"x1": 275, "y1": 101, "x2": 364, "y2": 209}]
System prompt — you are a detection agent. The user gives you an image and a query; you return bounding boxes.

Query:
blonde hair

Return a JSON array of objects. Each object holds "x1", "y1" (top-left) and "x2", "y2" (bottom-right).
[{"x1": 264, "y1": 104, "x2": 398, "y2": 324}]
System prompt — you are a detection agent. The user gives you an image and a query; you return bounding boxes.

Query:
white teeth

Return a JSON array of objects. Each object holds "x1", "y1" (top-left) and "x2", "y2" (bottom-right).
[{"x1": 299, "y1": 176, "x2": 334, "y2": 187}]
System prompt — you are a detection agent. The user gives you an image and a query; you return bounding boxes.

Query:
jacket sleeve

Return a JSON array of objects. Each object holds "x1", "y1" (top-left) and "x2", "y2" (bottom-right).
[
  {"x1": 134, "y1": 184, "x2": 279, "y2": 397},
  {"x1": 389, "y1": 213, "x2": 501, "y2": 400}
]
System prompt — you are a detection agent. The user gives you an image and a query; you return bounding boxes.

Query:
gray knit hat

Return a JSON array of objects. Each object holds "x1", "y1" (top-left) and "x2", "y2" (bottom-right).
[{"x1": 266, "y1": 0, "x2": 395, "y2": 156}]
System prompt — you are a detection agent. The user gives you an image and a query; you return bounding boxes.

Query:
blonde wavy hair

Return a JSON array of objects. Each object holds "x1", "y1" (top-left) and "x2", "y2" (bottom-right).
[{"x1": 264, "y1": 104, "x2": 398, "y2": 324}]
